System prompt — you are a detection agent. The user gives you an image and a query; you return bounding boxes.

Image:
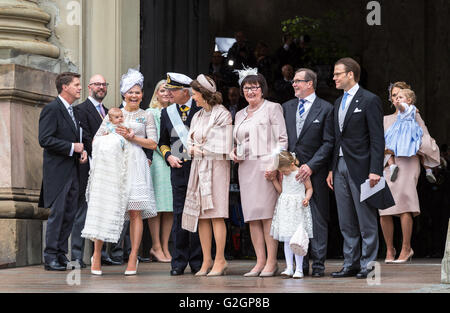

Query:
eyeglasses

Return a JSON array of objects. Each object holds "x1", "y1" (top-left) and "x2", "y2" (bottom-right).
[
  {"x1": 89, "y1": 82, "x2": 109, "y2": 87},
  {"x1": 291, "y1": 79, "x2": 310, "y2": 85},
  {"x1": 333, "y1": 72, "x2": 348, "y2": 78},
  {"x1": 243, "y1": 86, "x2": 261, "y2": 92}
]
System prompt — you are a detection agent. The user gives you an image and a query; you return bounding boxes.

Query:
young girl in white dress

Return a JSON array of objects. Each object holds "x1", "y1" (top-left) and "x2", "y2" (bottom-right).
[
  {"x1": 384, "y1": 88, "x2": 435, "y2": 182},
  {"x1": 269, "y1": 150, "x2": 313, "y2": 279}
]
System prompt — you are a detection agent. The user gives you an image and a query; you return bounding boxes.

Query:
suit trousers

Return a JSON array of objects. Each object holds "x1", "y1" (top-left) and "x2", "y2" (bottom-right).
[
  {"x1": 170, "y1": 180, "x2": 202, "y2": 271},
  {"x1": 44, "y1": 173, "x2": 79, "y2": 264},
  {"x1": 306, "y1": 174, "x2": 330, "y2": 271},
  {"x1": 333, "y1": 157, "x2": 379, "y2": 270},
  {"x1": 102, "y1": 221, "x2": 131, "y2": 262},
  {"x1": 70, "y1": 198, "x2": 87, "y2": 261}
]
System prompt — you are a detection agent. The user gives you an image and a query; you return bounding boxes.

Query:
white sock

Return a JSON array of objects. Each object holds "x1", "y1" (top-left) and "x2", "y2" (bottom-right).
[
  {"x1": 284, "y1": 242, "x2": 294, "y2": 270},
  {"x1": 426, "y1": 168, "x2": 433, "y2": 175},
  {"x1": 295, "y1": 255, "x2": 304, "y2": 273}
]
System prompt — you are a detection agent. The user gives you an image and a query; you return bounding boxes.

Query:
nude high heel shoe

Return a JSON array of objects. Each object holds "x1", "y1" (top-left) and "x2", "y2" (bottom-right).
[
  {"x1": 90, "y1": 257, "x2": 102, "y2": 276},
  {"x1": 207, "y1": 263, "x2": 228, "y2": 277},
  {"x1": 392, "y1": 249, "x2": 414, "y2": 264},
  {"x1": 259, "y1": 265, "x2": 279, "y2": 277},
  {"x1": 385, "y1": 248, "x2": 397, "y2": 264}
]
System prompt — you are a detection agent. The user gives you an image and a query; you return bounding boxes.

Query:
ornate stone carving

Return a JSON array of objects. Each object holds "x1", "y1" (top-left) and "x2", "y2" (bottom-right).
[{"x1": 0, "y1": 0, "x2": 59, "y2": 58}]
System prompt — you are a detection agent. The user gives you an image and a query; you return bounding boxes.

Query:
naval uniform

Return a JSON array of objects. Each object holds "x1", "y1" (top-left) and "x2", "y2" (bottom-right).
[{"x1": 159, "y1": 99, "x2": 202, "y2": 272}]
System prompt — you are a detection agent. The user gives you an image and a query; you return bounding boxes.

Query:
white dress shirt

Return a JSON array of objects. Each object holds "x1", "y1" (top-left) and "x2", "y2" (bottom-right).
[
  {"x1": 58, "y1": 95, "x2": 75, "y2": 156},
  {"x1": 339, "y1": 83, "x2": 360, "y2": 156},
  {"x1": 296, "y1": 92, "x2": 317, "y2": 138}
]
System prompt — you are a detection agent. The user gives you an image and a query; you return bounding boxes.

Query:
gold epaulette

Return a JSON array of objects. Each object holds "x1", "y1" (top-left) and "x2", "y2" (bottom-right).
[{"x1": 160, "y1": 145, "x2": 171, "y2": 159}]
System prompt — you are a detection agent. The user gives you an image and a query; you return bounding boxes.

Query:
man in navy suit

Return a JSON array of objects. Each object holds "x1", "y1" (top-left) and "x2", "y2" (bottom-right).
[
  {"x1": 39, "y1": 72, "x2": 88, "y2": 271},
  {"x1": 282, "y1": 68, "x2": 334, "y2": 277},
  {"x1": 159, "y1": 73, "x2": 202, "y2": 276},
  {"x1": 326, "y1": 58, "x2": 394, "y2": 279}
]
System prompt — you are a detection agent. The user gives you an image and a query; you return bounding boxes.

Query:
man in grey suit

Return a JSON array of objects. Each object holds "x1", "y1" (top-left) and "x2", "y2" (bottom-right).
[
  {"x1": 282, "y1": 68, "x2": 334, "y2": 277},
  {"x1": 327, "y1": 58, "x2": 394, "y2": 279}
]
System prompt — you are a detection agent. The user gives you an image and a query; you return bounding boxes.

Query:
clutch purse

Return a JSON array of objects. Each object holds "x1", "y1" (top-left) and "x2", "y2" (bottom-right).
[{"x1": 289, "y1": 222, "x2": 309, "y2": 256}]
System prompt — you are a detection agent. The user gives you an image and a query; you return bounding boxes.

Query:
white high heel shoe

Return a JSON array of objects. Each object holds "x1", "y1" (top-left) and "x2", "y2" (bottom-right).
[
  {"x1": 90, "y1": 257, "x2": 102, "y2": 276},
  {"x1": 124, "y1": 259, "x2": 139, "y2": 276}
]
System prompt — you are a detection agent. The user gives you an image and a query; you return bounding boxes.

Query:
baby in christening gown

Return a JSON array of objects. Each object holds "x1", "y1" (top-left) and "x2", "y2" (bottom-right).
[
  {"x1": 102, "y1": 108, "x2": 129, "y2": 149},
  {"x1": 81, "y1": 108, "x2": 131, "y2": 243},
  {"x1": 384, "y1": 88, "x2": 435, "y2": 183}
]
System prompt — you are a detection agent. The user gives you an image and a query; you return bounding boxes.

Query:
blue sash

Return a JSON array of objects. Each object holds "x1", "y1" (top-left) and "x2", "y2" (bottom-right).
[{"x1": 167, "y1": 103, "x2": 189, "y2": 150}]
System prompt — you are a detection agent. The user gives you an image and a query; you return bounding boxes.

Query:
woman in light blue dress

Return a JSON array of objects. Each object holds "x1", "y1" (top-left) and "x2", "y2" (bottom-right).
[{"x1": 146, "y1": 80, "x2": 173, "y2": 262}]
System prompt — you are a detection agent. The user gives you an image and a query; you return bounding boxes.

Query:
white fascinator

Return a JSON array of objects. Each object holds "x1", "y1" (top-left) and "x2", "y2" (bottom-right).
[
  {"x1": 120, "y1": 68, "x2": 144, "y2": 95},
  {"x1": 234, "y1": 65, "x2": 258, "y2": 86}
]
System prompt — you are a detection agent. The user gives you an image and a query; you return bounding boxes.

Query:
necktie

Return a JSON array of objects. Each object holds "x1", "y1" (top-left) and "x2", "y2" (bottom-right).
[
  {"x1": 341, "y1": 92, "x2": 349, "y2": 111},
  {"x1": 298, "y1": 99, "x2": 306, "y2": 118},
  {"x1": 67, "y1": 106, "x2": 77, "y2": 127},
  {"x1": 98, "y1": 104, "x2": 106, "y2": 118}
]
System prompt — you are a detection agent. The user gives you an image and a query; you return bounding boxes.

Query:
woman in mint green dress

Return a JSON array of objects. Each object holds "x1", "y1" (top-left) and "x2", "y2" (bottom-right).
[{"x1": 146, "y1": 80, "x2": 173, "y2": 262}]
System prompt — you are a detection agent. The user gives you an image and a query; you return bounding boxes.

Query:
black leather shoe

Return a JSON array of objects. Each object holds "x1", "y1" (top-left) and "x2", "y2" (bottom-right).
[
  {"x1": 138, "y1": 256, "x2": 151, "y2": 263},
  {"x1": 58, "y1": 255, "x2": 70, "y2": 268},
  {"x1": 71, "y1": 259, "x2": 86, "y2": 269},
  {"x1": 312, "y1": 269, "x2": 324, "y2": 277},
  {"x1": 44, "y1": 260, "x2": 66, "y2": 271},
  {"x1": 102, "y1": 257, "x2": 122, "y2": 266},
  {"x1": 356, "y1": 268, "x2": 374, "y2": 279},
  {"x1": 331, "y1": 267, "x2": 360, "y2": 278},
  {"x1": 170, "y1": 268, "x2": 184, "y2": 276},
  {"x1": 303, "y1": 267, "x2": 310, "y2": 276}
]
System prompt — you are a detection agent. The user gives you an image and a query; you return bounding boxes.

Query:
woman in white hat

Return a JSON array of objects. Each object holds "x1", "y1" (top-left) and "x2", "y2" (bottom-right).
[{"x1": 84, "y1": 68, "x2": 158, "y2": 276}]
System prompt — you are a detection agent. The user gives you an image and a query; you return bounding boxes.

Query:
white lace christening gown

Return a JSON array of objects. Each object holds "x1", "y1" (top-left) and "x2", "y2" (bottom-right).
[
  {"x1": 270, "y1": 171, "x2": 313, "y2": 242},
  {"x1": 90, "y1": 108, "x2": 157, "y2": 222},
  {"x1": 82, "y1": 130, "x2": 130, "y2": 243}
]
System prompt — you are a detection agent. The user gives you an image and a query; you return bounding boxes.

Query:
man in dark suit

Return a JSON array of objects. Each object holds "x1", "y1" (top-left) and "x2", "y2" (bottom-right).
[
  {"x1": 273, "y1": 64, "x2": 295, "y2": 104},
  {"x1": 71, "y1": 74, "x2": 124, "y2": 267},
  {"x1": 282, "y1": 68, "x2": 334, "y2": 277},
  {"x1": 159, "y1": 72, "x2": 202, "y2": 276},
  {"x1": 326, "y1": 58, "x2": 395, "y2": 279},
  {"x1": 39, "y1": 72, "x2": 88, "y2": 271}
]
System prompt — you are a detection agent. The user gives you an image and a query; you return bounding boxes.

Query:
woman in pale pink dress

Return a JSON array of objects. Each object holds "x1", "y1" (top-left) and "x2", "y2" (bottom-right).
[
  {"x1": 182, "y1": 74, "x2": 232, "y2": 277},
  {"x1": 381, "y1": 82, "x2": 440, "y2": 264},
  {"x1": 231, "y1": 71, "x2": 288, "y2": 277}
]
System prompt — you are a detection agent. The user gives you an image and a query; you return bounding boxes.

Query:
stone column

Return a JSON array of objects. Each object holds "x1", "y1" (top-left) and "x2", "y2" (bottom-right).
[
  {"x1": 442, "y1": 220, "x2": 450, "y2": 284},
  {"x1": 0, "y1": 64, "x2": 55, "y2": 268},
  {"x1": 0, "y1": 0, "x2": 60, "y2": 268},
  {"x1": 0, "y1": 0, "x2": 59, "y2": 57}
]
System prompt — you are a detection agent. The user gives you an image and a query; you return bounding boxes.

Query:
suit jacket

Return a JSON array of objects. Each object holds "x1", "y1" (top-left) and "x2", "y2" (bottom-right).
[
  {"x1": 38, "y1": 97, "x2": 85, "y2": 208},
  {"x1": 73, "y1": 99, "x2": 108, "y2": 196},
  {"x1": 283, "y1": 96, "x2": 334, "y2": 177},
  {"x1": 159, "y1": 100, "x2": 201, "y2": 185},
  {"x1": 74, "y1": 98, "x2": 108, "y2": 156},
  {"x1": 331, "y1": 86, "x2": 394, "y2": 210}
]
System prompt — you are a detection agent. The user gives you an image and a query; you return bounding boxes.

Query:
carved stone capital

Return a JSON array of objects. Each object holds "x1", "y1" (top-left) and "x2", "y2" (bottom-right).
[{"x1": 0, "y1": 0, "x2": 60, "y2": 58}]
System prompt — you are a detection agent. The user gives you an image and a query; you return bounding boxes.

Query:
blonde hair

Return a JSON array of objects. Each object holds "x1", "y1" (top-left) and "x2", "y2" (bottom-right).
[
  {"x1": 277, "y1": 150, "x2": 300, "y2": 169},
  {"x1": 398, "y1": 88, "x2": 416, "y2": 105},
  {"x1": 149, "y1": 80, "x2": 169, "y2": 109},
  {"x1": 108, "y1": 107, "x2": 122, "y2": 119}
]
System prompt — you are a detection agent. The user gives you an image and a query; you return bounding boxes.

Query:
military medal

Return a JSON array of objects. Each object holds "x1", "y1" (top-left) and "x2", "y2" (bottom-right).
[{"x1": 180, "y1": 104, "x2": 190, "y2": 122}]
